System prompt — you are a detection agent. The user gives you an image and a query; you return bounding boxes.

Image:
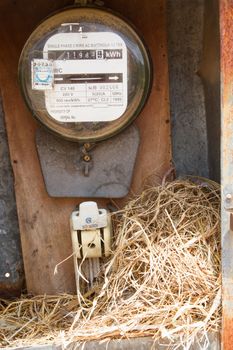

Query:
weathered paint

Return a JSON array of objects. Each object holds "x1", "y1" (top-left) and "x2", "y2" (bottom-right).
[{"x1": 220, "y1": 0, "x2": 233, "y2": 348}]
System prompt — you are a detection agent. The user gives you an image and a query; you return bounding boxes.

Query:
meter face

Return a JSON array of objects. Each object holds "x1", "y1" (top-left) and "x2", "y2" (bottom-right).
[
  {"x1": 19, "y1": 7, "x2": 152, "y2": 142},
  {"x1": 42, "y1": 32, "x2": 127, "y2": 122}
]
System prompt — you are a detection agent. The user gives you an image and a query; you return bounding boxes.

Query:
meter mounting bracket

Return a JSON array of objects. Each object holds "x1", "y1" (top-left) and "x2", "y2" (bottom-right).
[{"x1": 36, "y1": 124, "x2": 139, "y2": 198}]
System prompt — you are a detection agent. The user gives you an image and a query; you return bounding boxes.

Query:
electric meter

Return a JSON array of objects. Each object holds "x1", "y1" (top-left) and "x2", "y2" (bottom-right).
[{"x1": 18, "y1": 6, "x2": 152, "y2": 142}]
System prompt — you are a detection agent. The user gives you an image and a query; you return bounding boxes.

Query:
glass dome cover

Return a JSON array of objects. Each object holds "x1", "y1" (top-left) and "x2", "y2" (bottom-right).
[{"x1": 18, "y1": 6, "x2": 152, "y2": 142}]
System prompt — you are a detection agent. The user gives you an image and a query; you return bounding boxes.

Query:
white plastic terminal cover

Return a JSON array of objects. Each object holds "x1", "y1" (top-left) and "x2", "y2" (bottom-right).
[{"x1": 72, "y1": 201, "x2": 107, "y2": 230}]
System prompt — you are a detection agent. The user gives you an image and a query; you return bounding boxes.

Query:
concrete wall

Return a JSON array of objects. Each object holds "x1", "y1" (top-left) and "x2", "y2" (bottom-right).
[
  {"x1": 0, "y1": 101, "x2": 24, "y2": 296},
  {"x1": 167, "y1": 0, "x2": 220, "y2": 182}
]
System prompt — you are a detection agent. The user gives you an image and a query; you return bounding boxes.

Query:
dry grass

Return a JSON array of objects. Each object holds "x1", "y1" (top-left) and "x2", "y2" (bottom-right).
[
  {"x1": 0, "y1": 294, "x2": 78, "y2": 347},
  {"x1": 0, "y1": 179, "x2": 221, "y2": 349}
]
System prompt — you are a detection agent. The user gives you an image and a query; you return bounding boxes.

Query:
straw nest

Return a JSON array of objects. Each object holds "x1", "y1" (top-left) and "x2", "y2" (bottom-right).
[{"x1": 0, "y1": 179, "x2": 221, "y2": 349}]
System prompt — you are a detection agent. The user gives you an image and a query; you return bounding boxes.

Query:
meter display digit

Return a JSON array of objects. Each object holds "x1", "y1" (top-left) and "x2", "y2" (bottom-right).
[{"x1": 19, "y1": 7, "x2": 152, "y2": 142}]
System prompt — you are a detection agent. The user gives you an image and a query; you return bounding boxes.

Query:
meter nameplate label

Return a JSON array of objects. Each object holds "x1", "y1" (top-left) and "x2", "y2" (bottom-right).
[
  {"x1": 43, "y1": 32, "x2": 127, "y2": 122},
  {"x1": 31, "y1": 59, "x2": 54, "y2": 90}
]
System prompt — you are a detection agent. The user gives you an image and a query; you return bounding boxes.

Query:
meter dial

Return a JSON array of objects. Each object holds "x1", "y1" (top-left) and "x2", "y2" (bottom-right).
[{"x1": 18, "y1": 7, "x2": 152, "y2": 142}]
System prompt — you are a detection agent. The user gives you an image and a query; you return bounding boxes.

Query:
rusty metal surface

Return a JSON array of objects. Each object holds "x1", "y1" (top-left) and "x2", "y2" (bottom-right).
[
  {"x1": 36, "y1": 125, "x2": 139, "y2": 198},
  {"x1": 220, "y1": 0, "x2": 233, "y2": 348}
]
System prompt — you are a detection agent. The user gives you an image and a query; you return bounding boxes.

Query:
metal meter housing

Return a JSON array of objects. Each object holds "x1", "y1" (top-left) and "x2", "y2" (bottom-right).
[{"x1": 18, "y1": 6, "x2": 152, "y2": 142}]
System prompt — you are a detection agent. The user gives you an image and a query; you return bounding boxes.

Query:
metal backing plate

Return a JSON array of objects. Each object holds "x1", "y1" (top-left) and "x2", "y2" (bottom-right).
[{"x1": 36, "y1": 125, "x2": 139, "y2": 197}]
